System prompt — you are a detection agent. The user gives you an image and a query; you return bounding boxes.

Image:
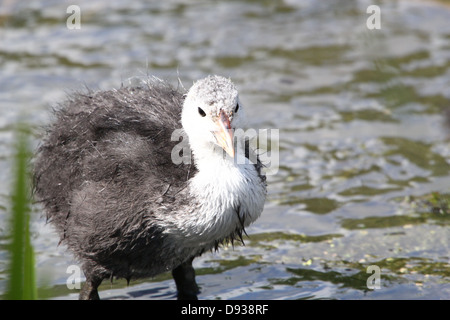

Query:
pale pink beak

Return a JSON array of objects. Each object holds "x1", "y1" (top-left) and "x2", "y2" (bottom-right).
[{"x1": 214, "y1": 110, "x2": 234, "y2": 157}]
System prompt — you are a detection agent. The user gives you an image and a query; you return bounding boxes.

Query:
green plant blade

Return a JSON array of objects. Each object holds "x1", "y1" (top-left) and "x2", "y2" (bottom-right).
[{"x1": 5, "y1": 125, "x2": 37, "y2": 300}]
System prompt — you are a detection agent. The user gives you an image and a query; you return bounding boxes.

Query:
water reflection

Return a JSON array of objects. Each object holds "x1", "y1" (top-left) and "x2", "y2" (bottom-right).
[{"x1": 0, "y1": 0, "x2": 449, "y2": 299}]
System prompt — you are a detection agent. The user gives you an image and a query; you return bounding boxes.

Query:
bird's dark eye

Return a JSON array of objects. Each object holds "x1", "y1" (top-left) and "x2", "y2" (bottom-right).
[
  {"x1": 235, "y1": 103, "x2": 239, "y2": 113},
  {"x1": 198, "y1": 107, "x2": 206, "y2": 117}
]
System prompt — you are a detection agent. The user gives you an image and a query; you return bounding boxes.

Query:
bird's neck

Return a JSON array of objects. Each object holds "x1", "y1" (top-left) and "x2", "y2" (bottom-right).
[
  {"x1": 164, "y1": 139, "x2": 265, "y2": 249},
  {"x1": 189, "y1": 137, "x2": 253, "y2": 180},
  {"x1": 189, "y1": 138, "x2": 263, "y2": 218},
  {"x1": 192, "y1": 141, "x2": 236, "y2": 171}
]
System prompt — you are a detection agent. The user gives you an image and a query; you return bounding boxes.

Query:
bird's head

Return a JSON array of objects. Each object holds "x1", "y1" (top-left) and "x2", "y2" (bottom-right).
[{"x1": 182, "y1": 75, "x2": 245, "y2": 158}]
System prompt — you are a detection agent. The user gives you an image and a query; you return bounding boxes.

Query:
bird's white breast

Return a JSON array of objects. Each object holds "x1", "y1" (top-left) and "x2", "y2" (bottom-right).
[{"x1": 165, "y1": 154, "x2": 266, "y2": 250}]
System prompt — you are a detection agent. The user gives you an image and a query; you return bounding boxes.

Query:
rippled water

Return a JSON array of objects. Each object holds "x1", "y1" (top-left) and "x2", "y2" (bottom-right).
[{"x1": 0, "y1": 0, "x2": 449, "y2": 299}]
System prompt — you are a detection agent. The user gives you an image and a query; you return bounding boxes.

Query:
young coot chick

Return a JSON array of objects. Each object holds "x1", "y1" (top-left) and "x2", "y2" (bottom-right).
[{"x1": 33, "y1": 75, "x2": 266, "y2": 300}]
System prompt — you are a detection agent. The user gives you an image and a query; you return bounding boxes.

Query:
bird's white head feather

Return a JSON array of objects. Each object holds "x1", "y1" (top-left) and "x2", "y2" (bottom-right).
[{"x1": 181, "y1": 75, "x2": 246, "y2": 160}]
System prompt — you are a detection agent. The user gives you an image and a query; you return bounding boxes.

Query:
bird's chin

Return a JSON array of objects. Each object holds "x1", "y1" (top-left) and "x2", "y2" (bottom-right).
[
  {"x1": 215, "y1": 145, "x2": 235, "y2": 159},
  {"x1": 215, "y1": 141, "x2": 234, "y2": 158}
]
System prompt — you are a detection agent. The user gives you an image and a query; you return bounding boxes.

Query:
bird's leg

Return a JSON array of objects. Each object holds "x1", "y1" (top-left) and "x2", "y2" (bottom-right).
[
  {"x1": 79, "y1": 271, "x2": 103, "y2": 300},
  {"x1": 172, "y1": 257, "x2": 199, "y2": 300}
]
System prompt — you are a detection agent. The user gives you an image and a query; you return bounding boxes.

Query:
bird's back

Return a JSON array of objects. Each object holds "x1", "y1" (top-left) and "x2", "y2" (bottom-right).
[{"x1": 34, "y1": 82, "x2": 196, "y2": 275}]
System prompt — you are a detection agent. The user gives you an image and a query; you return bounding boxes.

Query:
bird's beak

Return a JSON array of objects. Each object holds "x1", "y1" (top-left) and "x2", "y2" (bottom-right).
[{"x1": 214, "y1": 110, "x2": 235, "y2": 158}]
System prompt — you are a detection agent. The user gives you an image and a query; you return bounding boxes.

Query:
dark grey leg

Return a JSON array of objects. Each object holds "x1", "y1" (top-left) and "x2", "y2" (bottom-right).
[
  {"x1": 79, "y1": 269, "x2": 103, "y2": 300},
  {"x1": 172, "y1": 257, "x2": 199, "y2": 300},
  {"x1": 79, "y1": 279, "x2": 101, "y2": 300}
]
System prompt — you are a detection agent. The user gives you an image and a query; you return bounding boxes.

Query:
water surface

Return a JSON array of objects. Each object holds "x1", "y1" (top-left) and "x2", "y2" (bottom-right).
[{"x1": 0, "y1": 0, "x2": 449, "y2": 299}]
